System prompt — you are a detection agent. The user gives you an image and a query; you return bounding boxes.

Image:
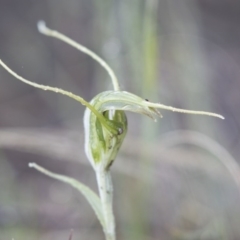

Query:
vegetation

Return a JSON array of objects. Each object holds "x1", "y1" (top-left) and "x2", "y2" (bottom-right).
[{"x1": 0, "y1": 20, "x2": 223, "y2": 240}]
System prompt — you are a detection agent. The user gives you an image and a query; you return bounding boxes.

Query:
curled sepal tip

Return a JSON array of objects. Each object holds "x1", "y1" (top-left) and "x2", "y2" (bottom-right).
[{"x1": 37, "y1": 20, "x2": 47, "y2": 34}]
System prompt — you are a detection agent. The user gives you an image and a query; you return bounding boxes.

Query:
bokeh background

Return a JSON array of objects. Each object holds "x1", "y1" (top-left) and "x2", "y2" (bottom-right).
[{"x1": 0, "y1": 0, "x2": 240, "y2": 239}]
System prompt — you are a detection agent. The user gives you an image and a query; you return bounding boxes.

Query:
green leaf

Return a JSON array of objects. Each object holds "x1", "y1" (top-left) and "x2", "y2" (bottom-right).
[{"x1": 28, "y1": 163, "x2": 105, "y2": 228}]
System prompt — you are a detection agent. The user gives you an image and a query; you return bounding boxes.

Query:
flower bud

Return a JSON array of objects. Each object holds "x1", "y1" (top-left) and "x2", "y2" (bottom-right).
[{"x1": 84, "y1": 91, "x2": 127, "y2": 170}]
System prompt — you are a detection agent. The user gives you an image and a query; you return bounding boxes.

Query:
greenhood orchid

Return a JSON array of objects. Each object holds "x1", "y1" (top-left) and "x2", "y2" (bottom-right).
[{"x1": 0, "y1": 21, "x2": 224, "y2": 240}]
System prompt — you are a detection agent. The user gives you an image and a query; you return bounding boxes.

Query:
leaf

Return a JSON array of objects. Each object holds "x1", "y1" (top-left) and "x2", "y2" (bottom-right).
[{"x1": 28, "y1": 163, "x2": 105, "y2": 228}]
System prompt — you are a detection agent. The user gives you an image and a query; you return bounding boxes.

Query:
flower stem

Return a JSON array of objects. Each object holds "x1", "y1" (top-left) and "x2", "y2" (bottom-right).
[{"x1": 96, "y1": 169, "x2": 116, "y2": 240}]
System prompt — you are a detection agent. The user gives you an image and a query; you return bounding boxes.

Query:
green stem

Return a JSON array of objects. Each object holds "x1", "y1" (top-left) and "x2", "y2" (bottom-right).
[{"x1": 96, "y1": 169, "x2": 116, "y2": 240}]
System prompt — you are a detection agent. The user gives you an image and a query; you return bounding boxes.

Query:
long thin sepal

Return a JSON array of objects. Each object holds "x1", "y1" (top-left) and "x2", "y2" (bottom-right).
[
  {"x1": 0, "y1": 59, "x2": 118, "y2": 134},
  {"x1": 37, "y1": 21, "x2": 120, "y2": 91},
  {"x1": 144, "y1": 101, "x2": 224, "y2": 119}
]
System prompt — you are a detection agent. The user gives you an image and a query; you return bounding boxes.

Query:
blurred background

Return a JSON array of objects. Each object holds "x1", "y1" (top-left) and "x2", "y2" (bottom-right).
[{"x1": 0, "y1": 0, "x2": 240, "y2": 239}]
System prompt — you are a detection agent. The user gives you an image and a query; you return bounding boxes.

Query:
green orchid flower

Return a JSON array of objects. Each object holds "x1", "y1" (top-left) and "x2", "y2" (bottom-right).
[
  {"x1": 0, "y1": 21, "x2": 223, "y2": 171},
  {"x1": 0, "y1": 21, "x2": 224, "y2": 240}
]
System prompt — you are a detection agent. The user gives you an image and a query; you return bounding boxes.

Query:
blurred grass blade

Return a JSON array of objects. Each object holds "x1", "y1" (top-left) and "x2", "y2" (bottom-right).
[
  {"x1": 68, "y1": 229, "x2": 74, "y2": 240},
  {"x1": 28, "y1": 163, "x2": 105, "y2": 228}
]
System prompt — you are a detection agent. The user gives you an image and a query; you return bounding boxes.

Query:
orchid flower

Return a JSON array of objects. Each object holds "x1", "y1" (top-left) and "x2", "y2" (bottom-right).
[{"x1": 0, "y1": 21, "x2": 224, "y2": 240}]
